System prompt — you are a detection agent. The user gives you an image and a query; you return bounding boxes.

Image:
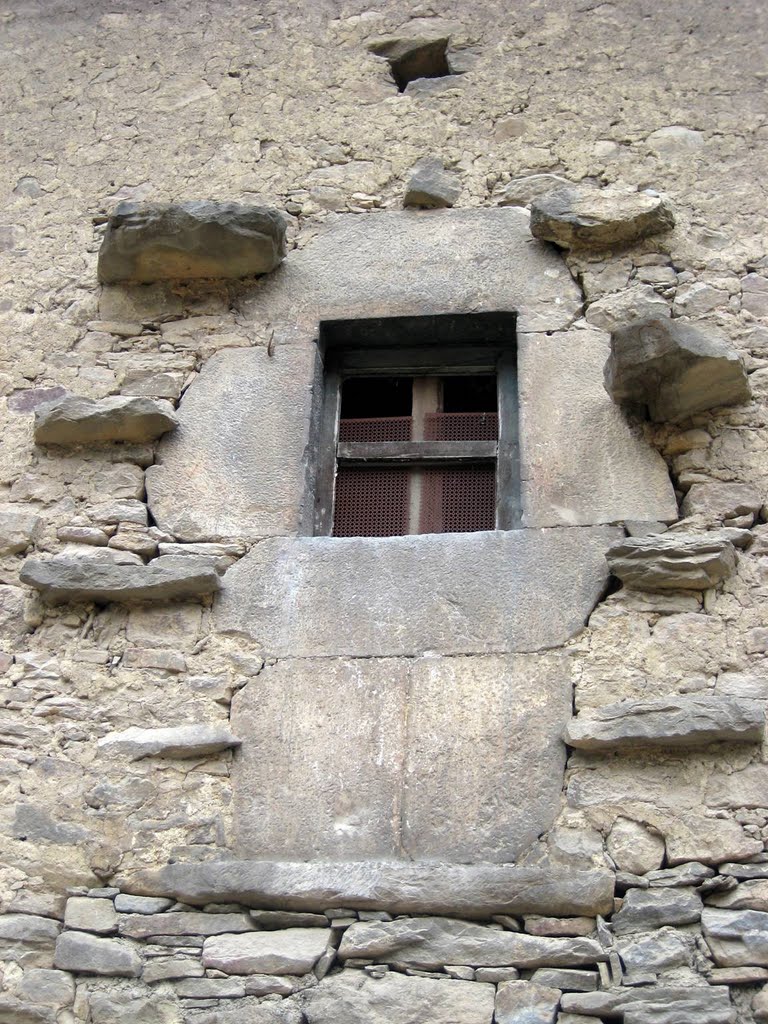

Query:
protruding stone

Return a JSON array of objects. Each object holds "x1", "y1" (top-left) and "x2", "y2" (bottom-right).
[
  {"x1": 707, "y1": 881, "x2": 768, "y2": 912},
  {"x1": 617, "y1": 928, "x2": 691, "y2": 973},
  {"x1": 681, "y1": 481, "x2": 762, "y2": 521},
  {"x1": 495, "y1": 980, "x2": 561, "y2": 1024},
  {"x1": 702, "y1": 907, "x2": 768, "y2": 967},
  {"x1": 604, "y1": 318, "x2": 750, "y2": 422},
  {"x1": 34, "y1": 395, "x2": 177, "y2": 445},
  {"x1": 97, "y1": 200, "x2": 287, "y2": 283},
  {"x1": 606, "y1": 533, "x2": 738, "y2": 591},
  {"x1": 114, "y1": 895, "x2": 173, "y2": 914},
  {"x1": 19, "y1": 553, "x2": 221, "y2": 604},
  {"x1": 612, "y1": 888, "x2": 703, "y2": 935},
  {"x1": 607, "y1": 819, "x2": 665, "y2": 875},
  {"x1": 368, "y1": 37, "x2": 450, "y2": 90},
  {"x1": 532, "y1": 969, "x2": 597, "y2": 992},
  {"x1": 0, "y1": 506, "x2": 44, "y2": 554},
  {"x1": 404, "y1": 157, "x2": 460, "y2": 208},
  {"x1": 98, "y1": 724, "x2": 240, "y2": 761},
  {"x1": 530, "y1": 187, "x2": 674, "y2": 250},
  {"x1": 0, "y1": 915, "x2": 61, "y2": 969},
  {"x1": 561, "y1": 986, "x2": 733, "y2": 1019},
  {"x1": 53, "y1": 931, "x2": 142, "y2": 976},
  {"x1": 564, "y1": 694, "x2": 764, "y2": 750},
  {"x1": 202, "y1": 928, "x2": 329, "y2": 975},
  {"x1": 498, "y1": 174, "x2": 575, "y2": 207},
  {"x1": 64, "y1": 897, "x2": 117, "y2": 935}
]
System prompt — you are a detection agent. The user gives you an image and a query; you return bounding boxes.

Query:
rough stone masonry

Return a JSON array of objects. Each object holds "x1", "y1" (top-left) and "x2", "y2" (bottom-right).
[{"x1": 1, "y1": 1, "x2": 768, "y2": 1023}]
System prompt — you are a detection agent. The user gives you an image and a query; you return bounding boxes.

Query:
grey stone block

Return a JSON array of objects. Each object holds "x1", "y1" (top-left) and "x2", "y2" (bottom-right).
[
  {"x1": 301, "y1": 970, "x2": 495, "y2": 1024},
  {"x1": 114, "y1": 895, "x2": 174, "y2": 914},
  {"x1": 561, "y1": 986, "x2": 732, "y2": 1019},
  {"x1": 498, "y1": 174, "x2": 575, "y2": 207},
  {"x1": 0, "y1": 505, "x2": 43, "y2": 554},
  {"x1": 0, "y1": 915, "x2": 61, "y2": 969},
  {"x1": 564, "y1": 694, "x2": 764, "y2": 750},
  {"x1": 404, "y1": 157, "x2": 460, "y2": 208},
  {"x1": 338, "y1": 917, "x2": 607, "y2": 970},
  {"x1": 604, "y1": 318, "x2": 750, "y2": 422},
  {"x1": 530, "y1": 187, "x2": 674, "y2": 250},
  {"x1": 98, "y1": 724, "x2": 240, "y2": 761},
  {"x1": 118, "y1": 860, "x2": 616, "y2": 919},
  {"x1": 495, "y1": 981, "x2": 561, "y2": 1024},
  {"x1": 519, "y1": 329, "x2": 677, "y2": 528},
  {"x1": 119, "y1": 910, "x2": 252, "y2": 938},
  {"x1": 702, "y1": 907, "x2": 768, "y2": 967},
  {"x1": 531, "y1": 969, "x2": 597, "y2": 992},
  {"x1": 98, "y1": 200, "x2": 287, "y2": 282},
  {"x1": 617, "y1": 927, "x2": 691, "y2": 973},
  {"x1": 707, "y1": 881, "x2": 768, "y2": 912},
  {"x1": 0, "y1": 998, "x2": 55, "y2": 1024},
  {"x1": 606, "y1": 818, "x2": 665, "y2": 875},
  {"x1": 681, "y1": 481, "x2": 762, "y2": 520},
  {"x1": 20, "y1": 554, "x2": 221, "y2": 604},
  {"x1": 53, "y1": 931, "x2": 142, "y2": 976},
  {"x1": 34, "y1": 395, "x2": 177, "y2": 445},
  {"x1": 612, "y1": 888, "x2": 703, "y2": 935},
  {"x1": 216, "y1": 527, "x2": 622, "y2": 659},
  {"x1": 607, "y1": 533, "x2": 738, "y2": 591},
  {"x1": 64, "y1": 897, "x2": 117, "y2": 935},
  {"x1": 174, "y1": 977, "x2": 246, "y2": 997},
  {"x1": 232, "y1": 654, "x2": 570, "y2": 862},
  {"x1": 202, "y1": 928, "x2": 328, "y2": 975}
]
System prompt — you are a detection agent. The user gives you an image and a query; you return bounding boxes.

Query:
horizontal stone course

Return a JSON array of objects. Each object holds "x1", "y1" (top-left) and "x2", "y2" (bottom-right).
[
  {"x1": 119, "y1": 911, "x2": 253, "y2": 939},
  {"x1": 98, "y1": 725, "x2": 240, "y2": 761},
  {"x1": 53, "y1": 931, "x2": 142, "y2": 977},
  {"x1": 202, "y1": 928, "x2": 329, "y2": 975}
]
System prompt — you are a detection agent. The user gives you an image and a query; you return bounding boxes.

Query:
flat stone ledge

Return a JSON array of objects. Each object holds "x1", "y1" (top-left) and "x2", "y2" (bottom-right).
[
  {"x1": 607, "y1": 533, "x2": 738, "y2": 591},
  {"x1": 97, "y1": 724, "x2": 240, "y2": 760},
  {"x1": 34, "y1": 395, "x2": 177, "y2": 445},
  {"x1": 564, "y1": 695, "x2": 765, "y2": 751},
  {"x1": 20, "y1": 554, "x2": 221, "y2": 604},
  {"x1": 530, "y1": 186, "x2": 674, "y2": 250},
  {"x1": 97, "y1": 200, "x2": 288, "y2": 283},
  {"x1": 117, "y1": 861, "x2": 615, "y2": 919}
]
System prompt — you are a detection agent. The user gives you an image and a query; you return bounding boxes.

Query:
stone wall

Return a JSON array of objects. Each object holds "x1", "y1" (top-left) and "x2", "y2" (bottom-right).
[{"x1": 1, "y1": 1, "x2": 768, "y2": 1022}]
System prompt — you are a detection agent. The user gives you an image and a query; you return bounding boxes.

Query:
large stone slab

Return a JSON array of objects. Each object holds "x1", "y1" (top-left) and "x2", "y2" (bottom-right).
[
  {"x1": 604, "y1": 318, "x2": 750, "y2": 422},
  {"x1": 34, "y1": 395, "x2": 177, "y2": 445},
  {"x1": 119, "y1": 861, "x2": 615, "y2": 919},
  {"x1": 53, "y1": 932, "x2": 141, "y2": 977},
  {"x1": 232, "y1": 654, "x2": 570, "y2": 861},
  {"x1": 146, "y1": 345, "x2": 317, "y2": 542},
  {"x1": 98, "y1": 724, "x2": 240, "y2": 761},
  {"x1": 202, "y1": 929, "x2": 328, "y2": 975},
  {"x1": 564, "y1": 695, "x2": 764, "y2": 750},
  {"x1": 337, "y1": 917, "x2": 607, "y2": 969},
  {"x1": 119, "y1": 911, "x2": 252, "y2": 938},
  {"x1": 216, "y1": 527, "x2": 621, "y2": 658},
  {"x1": 300, "y1": 971, "x2": 495, "y2": 1024},
  {"x1": 702, "y1": 907, "x2": 768, "y2": 967},
  {"x1": 530, "y1": 187, "x2": 674, "y2": 250},
  {"x1": 606, "y1": 533, "x2": 738, "y2": 591},
  {"x1": 19, "y1": 554, "x2": 221, "y2": 604},
  {"x1": 561, "y1": 986, "x2": 733, "y2": 1019},
  {"x1": 97, "y1": 200, "x2": 287, "y2": 282},
  {"x1": 243, "y1": 207, "x2": 582, "y2": 334},
  {"x1": 518, "y1": 330, "x2": 677, "y2": 528}
]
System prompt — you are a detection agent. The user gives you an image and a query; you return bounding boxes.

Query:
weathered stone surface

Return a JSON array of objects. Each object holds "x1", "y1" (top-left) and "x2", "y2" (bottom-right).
[
  {"x1": 524, "y1": 917, "x2": 595, "y2": 937},
  {"x1": 623, "y1": 1001, "x2": 734, "y2": 1024},
  {"x1": 561, "y1": 986, "x2": 733, "y2": 1019},
  {"x1": 233, "y1": 654, "x2": 570, "y2": 862},
  {"x1": 338, "y1": 917, "x2": 607, "y2": 969},
  {"x1": 607, "y1": 533, "x2": 738, "y2": 591},
  {"x1": 0, "y1": 915, "x2": 61, "y2": 968},
  {"x1": 20, "y1": 554, "x2": 221, "y2": 604},
  {"x1": 34, "y1": 395, "x2": 177, "y2": 445},
  {"x1": 146, "y1": 345, "x2": 316, "y2": 542},
  {"x1": 143, "y1": 955, "x2": 205, "y2": 982},
  {"x1": 120, "y1": 911, "x2": 252, "y2": 938},
  {"x1": 87, "y1": 987, "x2": 182, "y2": 1024},
  {"x1": 607, "y1": 818, "x2": 665, "y2": 875},
  {"x1": 754, "y1": 985, "x2": 768, "y2": 1022},
  {"x1": 708, "y1": 967, "x2": 768, "y2": 984},
  {"x1": 706, "y1": 764, "x2": 768, "y2": 809},
  {"x1": 174, "y1": 978, "x2": 246, "y2": 998},
  {"x1": 54, "y1": 931, "x2": 142, "y2": 976},
  {"x1": 403, "y1": 157, "x2": 460, "y2": 208},
  {"x1": 249, "y1": 910, "x2": 329, "y2": 930},
  {"x1": 115, "y1": 895, "x2": 174, "y2": 914},
  {"x1": 495, "y1": 981, "x2": 561, "y2": 1024},
  {"x1": 98, "y1": 201, "x2": 287, "y2": 282},
  {"x1": 702, "y1": 907, "x2": 768, "y2": 967},
  {"x1": 245, "y1": 208, "x2": 583, "y2": 335},
  {"x1": 64, "y1": 896, "x2": 118, "y2": 934},
  {"x1": 681, "y1": 482, "x2": 762, "y2": 521},
  {"x1": 217, "y1": 527, "x2": 621, "y2": 659},
  {"x1": 202, "y1": 928, "x2": 328, "y2": 975},
  {"x1": 707, "y1": 881, "x2": 768, "y2": 912},
  {"x1": 564, "y1": 695, "x2": 764, "y2": 750},
  {"x1": 0, "y1": 999, "x2": 55, "y2": 1024},
  {"x1": 612, "y1": 888, "x2": 703, "y2": 935},
  {"x1": 301, "y1": 970, "x2": 494, "y2": 1024},
  {"x1": 368, "y1": 36, "x2": 451, "y2": 90},
  {"x1": 604, "y1": 318, "x2": 750, "y2": 422},
  {"x1": 531, "y1": 969, "x2": 597, "y2": 992},
  {"x1": 18, "y1": 969, "x2": 75, "y2": 1008},
  {"x1": 530, "y1": 187, "x2": 674, "y2": 250},
  {"x1": 120, "y1": 861, "x2": 615, "y2": 919},
  {"x1": 498, "y1": 174, "x2": 575, "y2": 207},
  {"x1": 518, "y1": 329, "x2": 677, "y2": 528},
  {"x1": 0, "y1": 505, "x2": 43, "y2": 554},
  {"x1": 98, "y1": 724, "x2": 240, "y2": 761},
  {"x1": 647, "y1": 862, "x2": 714, "y2": 887},
  {"x1": 720, "y1": 863, "x2": 768, "y2": 881},
  {"x1": 666, "y1": 820, "x2": 763, "y2": 867}
]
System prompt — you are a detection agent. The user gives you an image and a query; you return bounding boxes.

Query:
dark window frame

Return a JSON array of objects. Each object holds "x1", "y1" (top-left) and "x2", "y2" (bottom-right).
[{"x1": 312, "y1": 312, "x2": 521, "y2": 537}]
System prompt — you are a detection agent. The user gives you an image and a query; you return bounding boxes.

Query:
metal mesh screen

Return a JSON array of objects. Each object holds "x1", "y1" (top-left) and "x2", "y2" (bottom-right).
[
  {"x1": 424, "y1": 412, "x2": 499, "y2": 441},
  {"x1": 338, "y1": 417, "x2": 412, "y2": 442},
  {"x1": 419, "y1": 466, "x2": 497, "y2": 534},
  {"x1": 332, "y1": 467, "x2": 410, "y2": 537}
]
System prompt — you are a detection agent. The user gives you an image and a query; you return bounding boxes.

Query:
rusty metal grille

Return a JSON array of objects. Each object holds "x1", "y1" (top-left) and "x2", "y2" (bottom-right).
[
  {"x1": 419, "y1": 466, "x2": 496, "y2": 534},
  {"x1": 332, "y1": 467, "x2": 411, "y2": 536},
  {"x1": 338, "y1": 416, "x2": 413, "y2": 442},
  {"x1": 424, "y1": 412, "x2": 499, "y2": 441}
]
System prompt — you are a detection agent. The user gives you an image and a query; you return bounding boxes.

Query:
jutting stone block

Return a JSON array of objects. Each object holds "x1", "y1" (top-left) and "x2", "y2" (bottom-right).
[
  {"x1": 34, "y1": 395, "x2": 177, "y2": 445},
  {"x1": 606, "y1": 533, "x2": 738, "y2": 591},
  {"x1": 530, "y1": 186, "x2": 674, "y2": 250}
]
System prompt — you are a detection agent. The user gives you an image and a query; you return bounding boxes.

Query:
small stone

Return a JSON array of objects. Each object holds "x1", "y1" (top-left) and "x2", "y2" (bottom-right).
[
  {"x1": 174, "y1": 977, "x2": 246, "y2": 998},
  {"x1": 530, "y1": 187, "x2": 674, "y2": 250},
  {"x1": 403, "y1": 157, "x2": 460, "y2": 209},
  {"x1": 202, "y1": 928, "x2": 329, "y2": 975},
  {"x1": 244, "y1": 975, "x2": 299, "y2": 996},
  {"x1": 673, "y1": 282, "x2": 728, "y2": 317},
  {"x1": 99, "y1": 724, "x2": 240, "y2": 761},
  {"x1": 142, "y1": 956, "x2": 205, "y2": 982},
  {"x1": 498, "y1": 174, "x2": 575, "y2": 207},
  {"x1": 57, "y1": 525, "x2": 110, "y2": 546},
  {"x1": 98, "y1": 201, "x2": 288, "y2": 283},
  {"x1": 708, "y1": 966, "x2": 768, "y2": 984},
  {"x1": 706, "y1": 880, "x2": 768, "y2": 912},
  {"x1": 617, "y1": 927, "x2": 691, "y2": 972},
  {"x1": 531, "y1": 969, "x2": 597, "y2": 992},
  {"x1": 604, "y1": 317, "x2": 750, "y2": 422},
  {"x1": 53, "y1": 931, "x2": 142, "y2": 976},
  {"x1": 0, "y1": 915, "x2": 61, "y2": 968},
  {"x1": 720, "y1": 863, "x2": 768, "y2": 881},
  {"x1": 608, "y1": 531, "x2": 739, "y2": 591},
  {"x1": 607, "y1": 819, "x2": 665, "y2": 875},
  {"x1": 18, "y1": 968, "x2": 75, "y2": 1007},
  {"x1": 647, "y1": 126, "x2": 705, "y2": 158},
  {"x1": 89, "y1": 500, "x2": 148, "y2": 526},
  {"x1": 119, "y1": 911, "x2": 252, "y2": 938},
  {"x1": 702, "y1": 907, "x2": 768, "y2": 967},
  {"x1": 249, "y1": 910, "x2": 329, "y2": 930},
  {"x1": 613, "y1": 889, "x2": 703, "y2": 937},
  {"x1": 0, "y1": 506, "x2": 44, "y2": 555},
  {"x1": 495, "y1": 980, "x2": 561, "y2": 1024},
  {"x1": 681, "y1": 481, "x2": 762, "y2": 521},
  {"x1": 64, "y1": 897, "x2": 118, "y2": 935},
  {"x1": 34, "y1": 395, "x2": 177, "y2": 445},
  {"x1": 562, "y1": 986, "x2": 732, "y2": 1020},
  {"x1": 476, "y1": 967, "x2": 520, "y2": 982},
  {"x1": 753, "y1": 985, "x2": 768, "y2": 1022},
  {"x1": 445, "y1": 965, "x2": 475, "y2": 980},
  {"x1": 645, "y1": 862, "x2": 715, "y2": 887},
  {"x1": 524, "y1": 917, "x2": 595, "y2": 937},
  {"x1": 586, "y1": 286, "x2": 670, "y2": 332},
  {"x1": 114, "y1": 895, "x2": 176, "y2": 914},
  {"x1": 121, "y1": 648, "x2": 186, "y2": 673},
  {"x1": 742, "y1": 273, "x2": 768, "y2": 318}
]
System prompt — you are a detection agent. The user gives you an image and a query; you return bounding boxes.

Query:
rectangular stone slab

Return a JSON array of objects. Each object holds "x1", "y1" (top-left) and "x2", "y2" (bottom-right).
[
  {"x1": 215, "y1": 527, "x2": 622, "y2": 658},
  {"x1": 117, "y1": 861, "x2": 615, "y2": 919}
]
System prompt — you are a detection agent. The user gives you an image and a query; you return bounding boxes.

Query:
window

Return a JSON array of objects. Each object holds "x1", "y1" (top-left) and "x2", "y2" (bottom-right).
[{"x1": 312, "y1": 313, "x2": 520, "y2": 537}]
